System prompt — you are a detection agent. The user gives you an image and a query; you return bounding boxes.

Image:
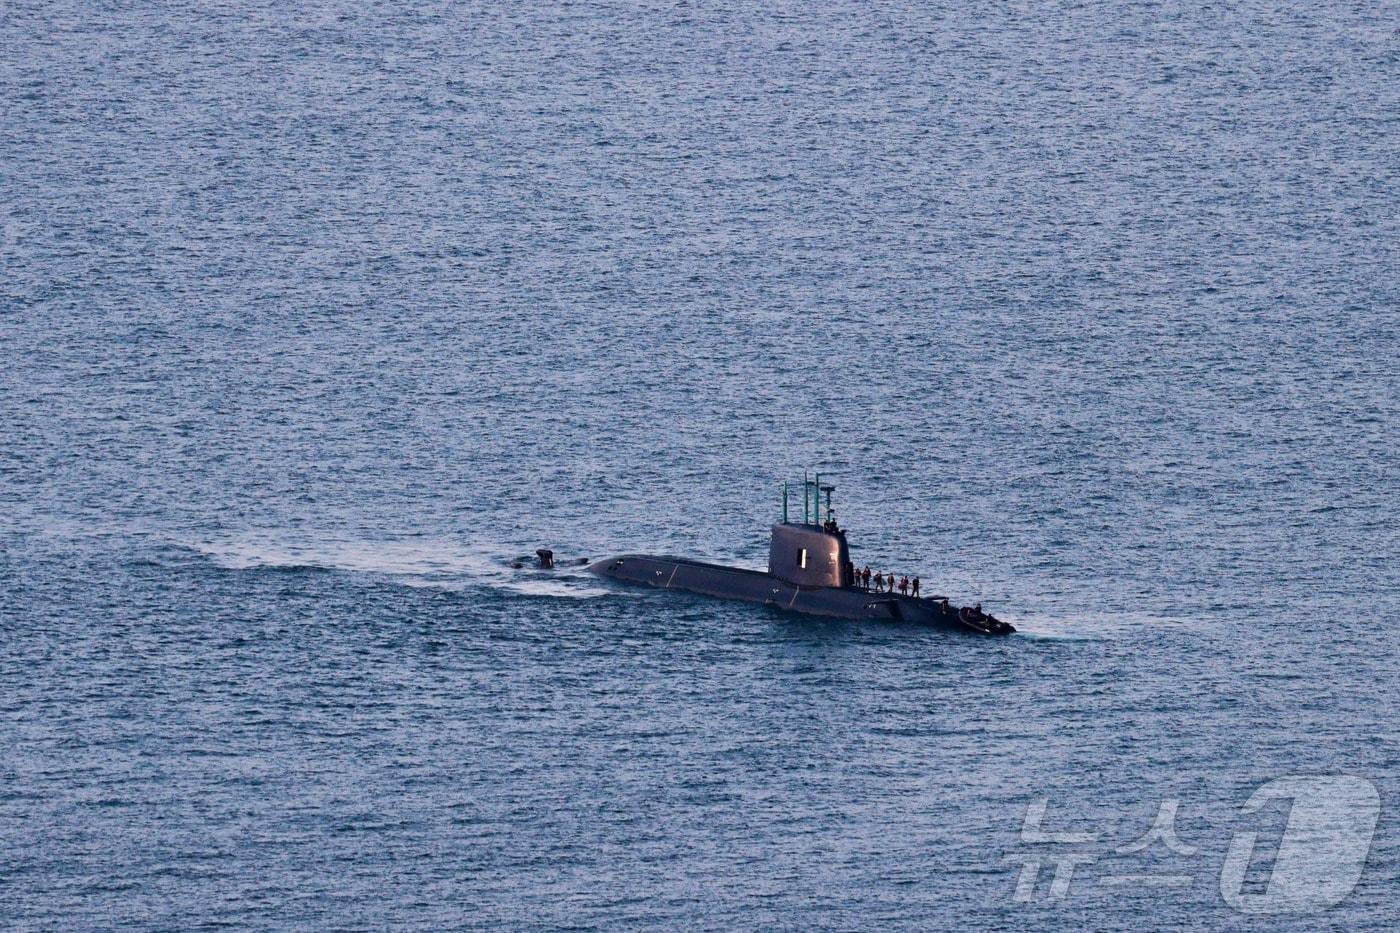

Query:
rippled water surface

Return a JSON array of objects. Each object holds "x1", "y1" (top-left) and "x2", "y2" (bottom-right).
[{"x1": 3, "y1": 1, "x2": 1398, "y2": 929}]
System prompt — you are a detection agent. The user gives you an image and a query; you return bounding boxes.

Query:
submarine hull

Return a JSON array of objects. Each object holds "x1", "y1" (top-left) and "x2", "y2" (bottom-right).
[{"x1": 587, "y1": 555, "x2": 1012, "y2": 634}]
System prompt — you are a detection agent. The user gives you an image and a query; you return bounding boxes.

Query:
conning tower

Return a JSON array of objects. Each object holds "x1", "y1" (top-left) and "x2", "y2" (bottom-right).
[{"x1": 768, "y1": 473, "x2": 854, "y2": 588}]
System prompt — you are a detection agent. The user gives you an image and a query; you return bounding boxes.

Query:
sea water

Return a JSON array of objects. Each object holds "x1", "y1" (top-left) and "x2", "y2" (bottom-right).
[{"x1": 3, "y1": 1, "x2": 1397, "y2": 928}]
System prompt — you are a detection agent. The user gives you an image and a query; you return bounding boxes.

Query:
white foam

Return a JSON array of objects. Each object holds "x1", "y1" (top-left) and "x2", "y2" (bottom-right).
[{"x1": 191, "y1": 535, "x2": 617, "y2": 599}]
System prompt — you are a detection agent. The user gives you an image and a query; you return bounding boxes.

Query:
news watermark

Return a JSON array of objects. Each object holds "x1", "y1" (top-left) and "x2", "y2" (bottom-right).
[{"x1": 1002, "y1": 774, "x2": 1380, "y2": 914}]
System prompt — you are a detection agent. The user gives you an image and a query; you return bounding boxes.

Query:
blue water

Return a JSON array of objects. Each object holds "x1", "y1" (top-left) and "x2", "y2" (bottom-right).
[{"x1": 3, "y1": 1, "x2": 1398, "y2": 928}]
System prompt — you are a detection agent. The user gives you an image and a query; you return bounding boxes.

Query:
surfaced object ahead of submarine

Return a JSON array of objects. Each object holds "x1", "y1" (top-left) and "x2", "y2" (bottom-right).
[{"x1": 586, "y1": 475, "x2": 1014, "y2": 635}]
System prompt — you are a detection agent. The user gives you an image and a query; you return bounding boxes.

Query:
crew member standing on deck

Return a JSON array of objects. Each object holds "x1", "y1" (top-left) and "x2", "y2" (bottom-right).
[
  {"x1": 873, "y1": 572, "x2": 884, "y2": 593},
  {"x1": 861, "y1": 566, "x2": 871, "y2": 590},
  {"x1": 912, "y1": 576, "x2": 920, "y2": 598},
  {"x1": 898, "y1": 576, "x2": 908, "y2": 595}
]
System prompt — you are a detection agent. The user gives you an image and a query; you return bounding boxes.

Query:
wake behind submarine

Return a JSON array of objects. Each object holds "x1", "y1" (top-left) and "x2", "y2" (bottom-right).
[{"x1": 586, "y1": 476, "x2": 1014, "y2": 635}]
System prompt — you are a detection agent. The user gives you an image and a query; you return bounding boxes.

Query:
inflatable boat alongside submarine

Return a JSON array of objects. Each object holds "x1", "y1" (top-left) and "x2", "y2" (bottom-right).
[{"x1": 583, "y1": 476, "x2": 1014, "y2": 636}]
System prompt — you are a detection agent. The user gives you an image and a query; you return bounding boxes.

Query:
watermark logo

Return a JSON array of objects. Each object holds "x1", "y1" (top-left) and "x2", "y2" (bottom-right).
[
  {"x1": 1003, "y1": 774, "x2": 1379, "y2": 914},
  {"x1": 1006, "y1": 798, "x2": 1099, "y2": 901},
  {"x1": 1220, "y1": 775, "x2": 1380, "y2": 915}
]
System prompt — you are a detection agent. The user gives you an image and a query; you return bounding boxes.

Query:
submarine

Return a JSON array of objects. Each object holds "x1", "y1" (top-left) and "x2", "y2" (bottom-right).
[{"x1": 587, "y1": 475, "x2": 1014, "y2": 635}]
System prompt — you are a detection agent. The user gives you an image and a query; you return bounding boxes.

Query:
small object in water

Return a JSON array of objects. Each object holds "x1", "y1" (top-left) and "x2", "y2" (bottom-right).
[
  {"x1": 958, "y1": 604, "x2": 1012, "y2": 634},
  {"x1": 536, "y1": 548, "x2": 554, "y2": 569}
]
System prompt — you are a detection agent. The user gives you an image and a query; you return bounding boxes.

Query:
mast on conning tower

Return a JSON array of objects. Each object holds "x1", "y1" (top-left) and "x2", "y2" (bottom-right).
[{"x1": 781, "y1": 471, "x2": 835, "y2": 527}]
